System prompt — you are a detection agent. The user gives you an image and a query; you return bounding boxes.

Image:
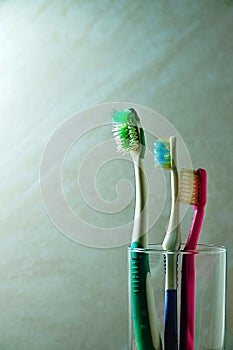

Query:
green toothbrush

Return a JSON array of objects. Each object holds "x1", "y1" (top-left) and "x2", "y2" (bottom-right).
[{"x1": 112, "y1": 108, "x2": 161, "y2": 350}]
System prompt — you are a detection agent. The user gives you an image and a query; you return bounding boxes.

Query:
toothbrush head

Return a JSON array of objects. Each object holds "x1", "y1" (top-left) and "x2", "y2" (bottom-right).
[
  {"x1": 154, "y1": 139, "x2": 172, "y2": 169},
  {"x1": 112, "y1": 108, "x2": 146, "y2": 158},
  {"x1": 179, "y1": 168, "x2": 207, "y2": 207}
]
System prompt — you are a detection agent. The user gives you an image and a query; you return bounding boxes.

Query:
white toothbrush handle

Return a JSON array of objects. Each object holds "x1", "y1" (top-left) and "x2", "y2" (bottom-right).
[{"x1": 131, "y1": 154, "x2": 147, "y2": 247}]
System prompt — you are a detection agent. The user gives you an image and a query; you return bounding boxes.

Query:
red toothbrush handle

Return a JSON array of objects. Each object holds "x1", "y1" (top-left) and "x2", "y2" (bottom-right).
[
  {"x1": 185, "y1": 206, "x2": 204, "y2": 251},
  {"x1": 180, "y1": 253, "x2": 195, "y2": 350},
  {"x1": 180, "y1": 207, "x2": 204, "y2": 350}
]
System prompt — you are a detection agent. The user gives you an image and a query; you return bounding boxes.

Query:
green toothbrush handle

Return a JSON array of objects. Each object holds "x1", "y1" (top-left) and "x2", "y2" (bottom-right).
[{"x1": 130, "y1": 243, "x2": 157, "y2": 350}]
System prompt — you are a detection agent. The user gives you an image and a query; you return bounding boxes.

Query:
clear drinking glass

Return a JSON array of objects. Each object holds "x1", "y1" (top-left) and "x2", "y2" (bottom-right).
[{"x1": 128, "y1": 244, "x2": 226, "y2": 350}]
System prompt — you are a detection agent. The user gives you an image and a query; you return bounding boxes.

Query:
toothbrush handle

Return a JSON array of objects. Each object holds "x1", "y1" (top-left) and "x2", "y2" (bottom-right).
[
  {"x1": 164, "y1": 253, "x2": 178, "y2": 350},
  {"x1": 180, "y1": 254, "x2": 195, "y2": 350},
  {"x1": 130, "y1": 248, "x2": 157, "y2": 350},
  {"x1": 185, "y1": 207, "x2": 204, "y2": 250},
  {"x1": 180, "y1": 207, "x2": 204, "y2": 350},
  {"x1": 164, "y1": 289, "x2": 178, "y2": 350}
]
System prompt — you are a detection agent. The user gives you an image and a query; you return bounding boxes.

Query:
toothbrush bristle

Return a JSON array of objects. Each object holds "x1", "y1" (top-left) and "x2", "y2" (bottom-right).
[
  {"x1": 112, "y1": 109, "x2": 140, "y2": 153},
  {"x1": 154, "y1": 139, "x2": 171, "y2": 169},
  {"x1": 179, "y1": 168, "x2": 200, "y2": 205}
]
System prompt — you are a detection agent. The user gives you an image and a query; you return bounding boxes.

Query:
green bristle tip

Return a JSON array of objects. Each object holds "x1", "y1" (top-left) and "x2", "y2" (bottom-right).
[
  {"x1": 112, "y1": 110, "x2": 129, "y2": 124},
  {"x1": 112, "y1": 109, "x2": 138, "y2": 125}
]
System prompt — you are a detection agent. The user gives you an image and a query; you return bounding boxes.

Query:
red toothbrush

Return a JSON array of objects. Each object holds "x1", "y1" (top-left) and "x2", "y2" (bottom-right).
[{"x1": 179, "y1": 168, "x2": 207, "y2": 350}]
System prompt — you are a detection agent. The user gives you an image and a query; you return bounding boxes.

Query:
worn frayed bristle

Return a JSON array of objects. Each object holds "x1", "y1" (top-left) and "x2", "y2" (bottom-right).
[
  {"x1": 154, "y1": 139, "x2": 171, "y2": 169},
  {"x1": 179, "y1": 168, "x2": 200, "y2": 205},
  {"x1": 112, "y1": 121, "x2": 140, "y2": 153}
]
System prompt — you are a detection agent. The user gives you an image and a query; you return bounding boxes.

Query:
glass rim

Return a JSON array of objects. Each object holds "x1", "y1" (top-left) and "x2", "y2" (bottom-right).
[{"x1": 128, "y1": 243, "x2": 227, "y2": 255}]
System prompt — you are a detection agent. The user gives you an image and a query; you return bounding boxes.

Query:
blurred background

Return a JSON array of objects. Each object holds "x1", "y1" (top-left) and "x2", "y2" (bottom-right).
[{"x1": 0, "y1": 1, "x2": 232, "y2": 349}]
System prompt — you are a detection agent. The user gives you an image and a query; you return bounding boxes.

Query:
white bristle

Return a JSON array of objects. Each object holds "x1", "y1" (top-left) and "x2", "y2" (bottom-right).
[
  {"x1": 112, "y1": 122, "x2": 140, "y2": 153},
  {"x1": 179, "y1": 168, "x2": 200, "y2": 205}
]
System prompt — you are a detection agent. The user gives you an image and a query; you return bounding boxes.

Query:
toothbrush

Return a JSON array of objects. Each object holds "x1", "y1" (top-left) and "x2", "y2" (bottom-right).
[
  {"x1": 154, "y1": 137, "x2": 181, "y2": 350},
  {"x1": 112, "y1": 108, "x2": 161, "y2": 350},
  {"x1": 179, "y1": 168, "x2": 207, "y2": 350}
]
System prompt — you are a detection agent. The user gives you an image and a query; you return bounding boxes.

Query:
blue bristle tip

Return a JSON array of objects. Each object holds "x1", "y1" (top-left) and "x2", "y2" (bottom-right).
[{"x1": 154, "y1": 140, "x2": 171, "y2": 168}]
